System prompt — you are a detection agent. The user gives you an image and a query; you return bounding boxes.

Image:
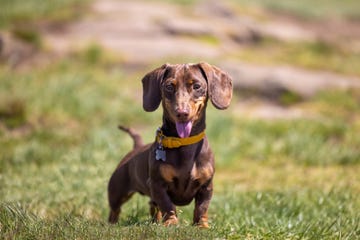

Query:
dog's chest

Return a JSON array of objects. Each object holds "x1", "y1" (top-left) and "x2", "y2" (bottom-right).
[
  {"x1": 159, "y1": 161, "x2": 213, "y2": 188},
  {"x1": 159, "y1": 161, "x2": 213, "y2": 205}
]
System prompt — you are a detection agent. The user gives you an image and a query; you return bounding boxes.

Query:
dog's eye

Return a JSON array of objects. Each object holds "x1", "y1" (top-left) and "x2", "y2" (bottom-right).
[
  {"x1": 165, "y1": 84, "x2": 174, "y2": 92},
  {"x1": 193, "y1": 83, "x2": 201, "y2": 90}
]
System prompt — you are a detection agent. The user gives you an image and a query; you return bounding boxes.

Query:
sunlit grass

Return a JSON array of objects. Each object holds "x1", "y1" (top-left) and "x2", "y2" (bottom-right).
[
  {"x1": 1, "y1": 0, "x2": 360, "y2": 238},
  {"x1": 1, "y1": 54, "x2": 360, "y2": 238},
  {"x1": 208, "y1": 98, "x2": 360, "y2": 167},
  {"x1": 0, "y1": 0, "x2": 91, "y2": 29},
  {"x1": 233, "y1": 39, "x2": 360, "y2": 77},
  {"x1": 232, "y1": 0, "x2": 360, "y2": 20}
]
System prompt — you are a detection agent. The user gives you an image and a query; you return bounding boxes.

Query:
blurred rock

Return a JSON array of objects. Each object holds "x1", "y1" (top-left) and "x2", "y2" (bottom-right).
[{"x1": 161, "y1": 19, "x2": 213, "y2": 36}]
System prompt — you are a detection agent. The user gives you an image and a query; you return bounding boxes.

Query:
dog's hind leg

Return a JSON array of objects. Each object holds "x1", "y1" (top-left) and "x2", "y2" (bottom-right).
[{"x1": 108, "y1": 166, "x2": 134, "y2": 224}]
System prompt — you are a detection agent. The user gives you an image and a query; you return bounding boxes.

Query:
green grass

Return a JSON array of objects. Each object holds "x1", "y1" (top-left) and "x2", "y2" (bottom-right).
[
  {"x1": 232, "y1": 0, "x2": 360, "y2": 20},
  {"x1": 0, "y1": 0, "x2": 91, "y2": 29},
  {"x1": 1, "y1": 55, "x2": 360, "y2": 239},
  {"x1": 1, "y1": 0, "x2": 360, "y2": 237},
  {"x1": 153, "y1": 0, "x2": 360, "y2": 19},
  {"x1": 210, "y1": 117, "x2": 360, "y2": 166},
  {"x1": 140, "y1": 0, "x2": 360, "y2": 20},
  {"x1": 232, "y1": 39, "x2": 360, "y2": 77},
  {"x1": 2, "y1": 190, "x2": 359, "y2": 239}
]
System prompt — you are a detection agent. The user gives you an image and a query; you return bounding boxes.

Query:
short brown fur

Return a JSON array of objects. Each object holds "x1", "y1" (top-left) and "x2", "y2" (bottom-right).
[{"x1": 107, "y1": 62, "x2": 232, "y2": 227}]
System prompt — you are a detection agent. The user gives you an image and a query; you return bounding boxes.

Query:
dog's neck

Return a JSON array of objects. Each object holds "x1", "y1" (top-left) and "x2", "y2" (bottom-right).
[{"x1": 161, "y1": 113, "x2": 206, "y2": 138}]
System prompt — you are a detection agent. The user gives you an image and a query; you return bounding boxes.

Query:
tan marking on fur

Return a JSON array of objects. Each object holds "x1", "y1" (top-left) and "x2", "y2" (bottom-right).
[
  {"x1": 150, "y1": 204, "x2": 163, "y2": 223},
  {"x1": 195, "y1": 97, "x2": 206, "y2": 111},
  {"x1": 190, "y1": 96, "x2": 206, "y2": 122},
  {"x1": 191, "y1": 163, "x2": 213, "y2": 185},
  {"x1": 155, "y1": 210, "x2": 162, "y2": 222},
  {"x1": 160, "y1": 164, "x2": 178, "y2": 183}
]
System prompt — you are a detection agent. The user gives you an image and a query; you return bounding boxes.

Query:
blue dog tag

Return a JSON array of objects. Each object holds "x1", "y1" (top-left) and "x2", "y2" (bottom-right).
[{"x1": 155, "y1": 148, "x2": 166, "y2": 161}]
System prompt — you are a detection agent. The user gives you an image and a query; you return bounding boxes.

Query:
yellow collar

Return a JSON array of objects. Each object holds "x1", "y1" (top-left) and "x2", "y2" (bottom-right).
[{"x1": 156, "y1": 128, "x2": 205, "y2": 148}]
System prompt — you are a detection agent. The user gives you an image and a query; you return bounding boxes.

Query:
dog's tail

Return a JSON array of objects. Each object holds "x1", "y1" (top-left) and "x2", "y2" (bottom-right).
[{"x1": 118, "y1": 125, "x2": 144, "y2": 149}]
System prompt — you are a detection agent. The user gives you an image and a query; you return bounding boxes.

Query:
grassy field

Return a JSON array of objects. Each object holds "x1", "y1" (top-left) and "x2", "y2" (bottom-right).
[
  {"x1": 231, "y1": 39, "x2": 360, "y2": 77},
  {"x1": 0, "y1": 0, "x2": 90, "y2": 29},
  {"x1": 1, "y1": 53, "x2": 360, "y2": 239},
  {"x1": 158, "y1": 0, "x2": 360, "y2": 19},
  {"x1": 1, "y1": 0, "x2": 360, "y2": 239},
  {"x1": 231, "y1": 0, "x2": 360, "y2": 20}
]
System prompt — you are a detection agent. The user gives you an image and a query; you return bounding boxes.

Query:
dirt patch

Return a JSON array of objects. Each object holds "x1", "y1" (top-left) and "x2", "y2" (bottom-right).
[
  {"x1": 43, "y1": 1, "x2": 222, "y2": 62},
  {"x1": 2, "y1": 0, "x2": 360, "y2": 119}
]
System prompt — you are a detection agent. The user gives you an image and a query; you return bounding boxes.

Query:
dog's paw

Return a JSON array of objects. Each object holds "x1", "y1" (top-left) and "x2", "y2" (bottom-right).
[
  {"x1": 163, "y1": 217, "x2": 178, "y2": 227},
  {"x1": 194, "y1": 216, "x2": 210, "y2": 229},
  {"x1": 196, "y1": 221, "x2": 209, "y2": 229},
  {"x1": 163, "y1": 212, "x2": 178, "y2": 227},
  {"x1": 108, "y1": 211, "x2": 119, "y2": 224}
]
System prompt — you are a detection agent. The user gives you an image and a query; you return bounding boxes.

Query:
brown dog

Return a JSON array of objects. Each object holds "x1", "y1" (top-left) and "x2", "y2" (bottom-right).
[{"x1": 108, "y1": 62, "x2": 232, "y2": 228}]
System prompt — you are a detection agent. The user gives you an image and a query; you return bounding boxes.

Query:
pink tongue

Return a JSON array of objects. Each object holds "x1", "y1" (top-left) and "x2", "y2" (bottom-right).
[{"x1": 176, "y1": 121, "x2": 192, "y2": 138}]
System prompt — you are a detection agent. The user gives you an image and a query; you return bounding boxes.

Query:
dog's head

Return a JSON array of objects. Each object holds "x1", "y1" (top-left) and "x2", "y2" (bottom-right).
[{"x1": 142, "y1": 62, "x2": 232, "y2": 138}]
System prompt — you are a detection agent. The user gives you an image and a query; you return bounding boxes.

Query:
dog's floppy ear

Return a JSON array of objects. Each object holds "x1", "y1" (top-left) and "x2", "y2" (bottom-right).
[
  {"x1": 198, "y1": 62, "x2": 233, "y2": 110},
  {"x1": 142, "y1": 64, "x2": 169, "y2": 112}
]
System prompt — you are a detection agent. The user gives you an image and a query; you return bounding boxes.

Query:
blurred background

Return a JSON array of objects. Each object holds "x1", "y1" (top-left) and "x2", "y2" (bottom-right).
[{"x1": 1, "y1": 0, "x2": 360, "y2": 238}]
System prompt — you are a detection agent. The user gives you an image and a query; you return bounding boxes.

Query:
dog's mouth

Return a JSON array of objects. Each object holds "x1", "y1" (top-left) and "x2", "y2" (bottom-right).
[{"x1": 175, "y1": 121, "x2": 192, "y2": 138}]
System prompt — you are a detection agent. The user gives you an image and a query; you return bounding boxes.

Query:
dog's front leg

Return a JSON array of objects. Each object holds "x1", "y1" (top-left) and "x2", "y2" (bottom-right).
[
  {"x1": 193, "y1": 180, "x2": 213, "y2": 228},
  {"x1": 150, "y1": 180, "x2": 178, "y2": 226}
]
